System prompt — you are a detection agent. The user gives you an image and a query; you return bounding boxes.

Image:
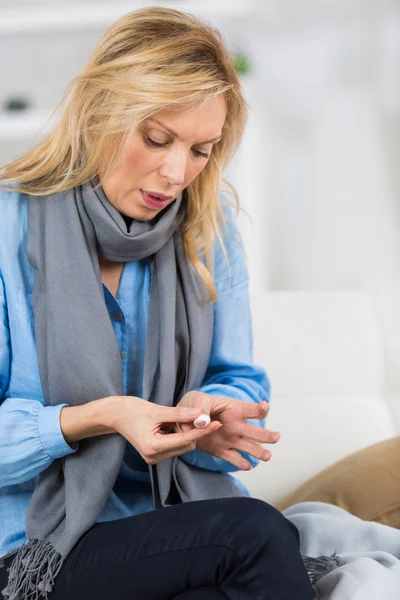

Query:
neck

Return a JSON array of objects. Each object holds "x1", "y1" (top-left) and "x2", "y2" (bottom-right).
[{"x1": 120, "y1": 212, "x2": 133, "y2": 231}]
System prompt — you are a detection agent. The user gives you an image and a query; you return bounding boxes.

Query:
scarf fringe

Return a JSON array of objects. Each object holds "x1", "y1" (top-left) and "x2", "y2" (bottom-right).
[
  {"x1": 301, "y1": 553, "x2": 341, "y2": 600},
  {"x1": 1, "y1": 539, "x2": 64, "y2": 600}
]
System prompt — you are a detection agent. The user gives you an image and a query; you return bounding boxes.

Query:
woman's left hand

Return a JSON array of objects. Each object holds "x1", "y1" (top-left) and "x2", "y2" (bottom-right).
[{"x1": 175, "y1": 391, "x2": 280, "y2": 470}]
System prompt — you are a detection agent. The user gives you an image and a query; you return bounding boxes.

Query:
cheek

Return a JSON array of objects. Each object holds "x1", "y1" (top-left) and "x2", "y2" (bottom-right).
[
  {"x1": 185, "y1": 161, "x2": 207, "y2": 186},
  {"x1": 124, "y1": 144, "x2": 159, "y2": 176}
]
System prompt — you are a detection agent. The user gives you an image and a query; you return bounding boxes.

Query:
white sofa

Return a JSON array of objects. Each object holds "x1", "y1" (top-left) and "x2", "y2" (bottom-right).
[{"x1": 235, "y1": 290, "x2": 400, "y2": 506}]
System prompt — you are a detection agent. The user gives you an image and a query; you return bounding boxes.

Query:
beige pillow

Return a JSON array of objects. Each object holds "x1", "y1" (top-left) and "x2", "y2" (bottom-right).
[{"x1": 276, "y1": 436, "x2": 400, "y2": 528}]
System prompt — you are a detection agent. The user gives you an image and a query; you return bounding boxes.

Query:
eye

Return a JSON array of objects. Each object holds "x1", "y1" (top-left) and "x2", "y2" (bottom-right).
[
  {"x1": 145, "y1": 136, "x2": 167, "y2": 149},
  {"x1": 145, "y1": 134, "x2": 209, "y2": 159},
  {"x1": 192, "y1": 149, "x2": 209, "y2": 159}
]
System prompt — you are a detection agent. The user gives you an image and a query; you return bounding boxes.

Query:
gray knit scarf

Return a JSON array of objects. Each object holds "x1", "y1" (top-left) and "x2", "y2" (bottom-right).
[{"x1": 2, "y1": 181, "x2": 244, "y2": 600}]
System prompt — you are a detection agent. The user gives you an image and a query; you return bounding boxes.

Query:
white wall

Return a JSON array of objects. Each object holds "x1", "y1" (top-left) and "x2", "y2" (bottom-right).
[
  {"x1": 1, "y1": 0, "x2": 400, "y2": 292},
  {"x1": 226, "y1": 0, "x2": 400, "y2": 291}
]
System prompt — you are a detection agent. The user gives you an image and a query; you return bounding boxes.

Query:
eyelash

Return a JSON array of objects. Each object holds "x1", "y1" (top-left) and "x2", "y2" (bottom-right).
[{"x1": 144, "y1": 136, "x2": 210, "y2": 159}]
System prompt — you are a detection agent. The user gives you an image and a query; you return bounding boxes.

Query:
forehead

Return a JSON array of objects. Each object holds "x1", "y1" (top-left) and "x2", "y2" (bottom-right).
[{"x1": 146, "y1": 95, "x2": 227, "y2": 143}]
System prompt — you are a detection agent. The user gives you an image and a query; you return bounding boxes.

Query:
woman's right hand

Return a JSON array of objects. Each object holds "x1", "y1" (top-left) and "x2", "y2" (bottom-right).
[{"x1": 109, "y1": 395, "x2": 222, "y2": 464}]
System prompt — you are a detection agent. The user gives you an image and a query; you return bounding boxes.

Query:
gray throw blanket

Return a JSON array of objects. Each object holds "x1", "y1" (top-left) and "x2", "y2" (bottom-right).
[
  {"x1": 2, "y1": 181, "x2": 244, "y2": 600},
  {"x1": 286, "y1": 502, "x2": 400, "y2": 600}
]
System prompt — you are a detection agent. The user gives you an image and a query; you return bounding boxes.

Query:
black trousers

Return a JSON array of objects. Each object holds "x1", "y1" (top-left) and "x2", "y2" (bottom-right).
[{"x1": 0, "y1": 497, "x2": 313, "y2": 600}]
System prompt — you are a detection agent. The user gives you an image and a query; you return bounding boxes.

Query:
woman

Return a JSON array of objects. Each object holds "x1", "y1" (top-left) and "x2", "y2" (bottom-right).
[{"x1": 0, "y1": 7, "x2": 313, "y2": 600}]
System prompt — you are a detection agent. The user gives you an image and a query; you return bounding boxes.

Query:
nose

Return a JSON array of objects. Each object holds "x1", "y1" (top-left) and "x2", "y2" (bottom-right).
[{"x1": 159, "y1": 148, "x2": 186, "y2": 186}]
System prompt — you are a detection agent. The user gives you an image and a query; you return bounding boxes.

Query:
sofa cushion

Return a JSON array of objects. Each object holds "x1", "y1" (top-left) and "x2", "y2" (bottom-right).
[{"x1": 275, "y1": 436, "x2": 400, "y2": 528}]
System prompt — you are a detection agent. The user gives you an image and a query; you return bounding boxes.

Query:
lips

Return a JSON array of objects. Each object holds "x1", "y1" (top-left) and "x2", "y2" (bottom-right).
[
  {"x1": 144, "y1": 190, "x2": 174, "y2": 201},
  {"x1": 140, "y1": 190, "x2": 173, "y2": 211}
]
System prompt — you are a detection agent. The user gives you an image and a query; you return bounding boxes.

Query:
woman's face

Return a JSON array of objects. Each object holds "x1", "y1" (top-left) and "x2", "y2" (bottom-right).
[{"x1": 101, "y1": 95, "x2": 227, "y2": 221}]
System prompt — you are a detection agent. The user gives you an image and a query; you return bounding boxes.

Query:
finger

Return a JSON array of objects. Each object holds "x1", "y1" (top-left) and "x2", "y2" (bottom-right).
[
  {"x1": 150, "y1": 442, "x2": 200, "y2": 464},
  {"x1": 217, "y1": 449, "x2": 253, "y2": 471},
  {"x1": 234, "y1": 439, "x2": 272, "y2": 462},
  {"x1": 178, "y1": 392, "x2": 215, "y2": 416},
  {"x1": 233, "y1": 422, "x2": 281, "y2": 444},
  {"x1": 258, "y1": 400, "x2": 270, "y2": 416},
  {"x1": 174, "y1": 418, "x2": 213, "y2": 434},
  {"x1": 156, "y1": 421, "x2": 222, "y2": 454},
  {"x1": 173, "y1": 422, "x2": 195, "y2": 434},
  {"x1": 239, "y1": 399, "x2": 270, "y2": 420},
  {"x1": 188, "y1": 392, "x2": 215, "y2": 415},
  {"x1": 214, "y1": 399, "x2": 270, "y2": 421},
  {"x1": 157, "y1": 405, "x2": 202, "y2": 424}
]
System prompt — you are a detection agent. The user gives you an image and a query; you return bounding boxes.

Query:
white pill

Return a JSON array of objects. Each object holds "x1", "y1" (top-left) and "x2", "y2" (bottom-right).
[{"x1": 193, "y1": 413, "x2": 211, "y2": 428}]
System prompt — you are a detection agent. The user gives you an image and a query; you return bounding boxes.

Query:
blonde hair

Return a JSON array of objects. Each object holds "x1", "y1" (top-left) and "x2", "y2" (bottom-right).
[{"x1": 1, "y1": 6, "x2": 247, "y2": 300}]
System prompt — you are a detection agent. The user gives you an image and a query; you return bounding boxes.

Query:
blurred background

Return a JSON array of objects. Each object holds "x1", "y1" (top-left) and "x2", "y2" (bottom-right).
[{"x1": 1, "y1": 0, "x2": 400, "y2": 292}]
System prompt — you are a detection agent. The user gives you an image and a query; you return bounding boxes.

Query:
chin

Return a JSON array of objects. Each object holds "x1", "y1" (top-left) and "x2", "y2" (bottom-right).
[{"x1": 124, "y1": 205, "x2": 160, "y2": 222}]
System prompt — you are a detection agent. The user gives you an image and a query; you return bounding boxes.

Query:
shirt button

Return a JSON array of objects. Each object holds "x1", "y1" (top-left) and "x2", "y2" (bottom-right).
[
  {"x1": 115, "y1": 311, "x2": 123, "y2": 321},
  {"x1": 119, "y1": 350, "x2": 125, "y2": 359}
]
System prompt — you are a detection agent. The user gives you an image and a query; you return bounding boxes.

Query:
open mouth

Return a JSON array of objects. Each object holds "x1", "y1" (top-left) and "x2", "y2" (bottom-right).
[{"x1": 140, "y1": 190, "x2": 170, "y2": 210}]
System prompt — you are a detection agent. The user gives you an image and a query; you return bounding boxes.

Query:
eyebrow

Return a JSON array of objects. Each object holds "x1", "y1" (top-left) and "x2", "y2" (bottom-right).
[{"x1": 148, "y1": 118, "x2": 222, "y2": 145}]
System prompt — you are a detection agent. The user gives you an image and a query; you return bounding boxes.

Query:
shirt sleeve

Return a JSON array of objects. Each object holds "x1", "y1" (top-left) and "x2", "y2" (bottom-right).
[
  {"x1": 0, "y1": 270, "x2": 78, "y2": 489},
  {"x1": 181, "y1": 203, "x2": 270, "y2": 474}
]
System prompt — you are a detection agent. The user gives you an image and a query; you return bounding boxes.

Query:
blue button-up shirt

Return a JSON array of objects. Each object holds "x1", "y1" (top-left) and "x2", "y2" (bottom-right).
[{"x1": 0, "y1": 188, "x2": 270, "y2": 559}]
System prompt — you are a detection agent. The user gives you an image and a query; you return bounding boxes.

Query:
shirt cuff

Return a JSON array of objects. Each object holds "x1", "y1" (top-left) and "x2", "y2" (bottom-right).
[{"x1": 37, "y1": 404, "x2": 79, "y2": 460}]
